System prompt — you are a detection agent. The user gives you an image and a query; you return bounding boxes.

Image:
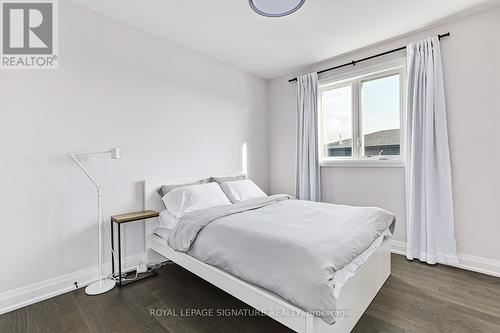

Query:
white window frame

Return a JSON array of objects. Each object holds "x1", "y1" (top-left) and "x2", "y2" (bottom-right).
[{"x1": 318, "y1": 59, "x2": 406, "y2": 168}]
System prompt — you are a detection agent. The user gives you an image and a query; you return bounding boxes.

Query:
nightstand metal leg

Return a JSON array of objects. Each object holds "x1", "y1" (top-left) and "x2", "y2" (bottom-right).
[
  {"x1": 111, "y1": 219, "x2": 114, "y2": 276},
  {"x1": 118, "y1": 223, "x2": 122, "y2": 286}
]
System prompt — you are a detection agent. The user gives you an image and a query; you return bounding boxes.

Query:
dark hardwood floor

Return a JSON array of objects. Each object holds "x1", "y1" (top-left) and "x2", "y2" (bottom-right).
[{"x1": 1, "y1": 254, "x2": 500, "y2": 333}]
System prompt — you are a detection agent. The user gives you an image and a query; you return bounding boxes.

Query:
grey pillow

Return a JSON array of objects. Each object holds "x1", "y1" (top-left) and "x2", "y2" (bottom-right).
[
  {"x1": 210, "y1": 174, "x2": 248, "y2": 185},
  {"x1": 156, "y1": 178, "x2": 211, "y2": 198}
]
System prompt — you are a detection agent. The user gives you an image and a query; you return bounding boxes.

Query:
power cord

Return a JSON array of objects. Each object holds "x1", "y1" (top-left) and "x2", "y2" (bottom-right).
[
  {"x1": 146, "y1": 260, "x2": 174, "y2": 272},
  {"x1": 108, "y1": 261, "x2": 172, "y2": 283},
  {"x1": 111, "y1": 269, "x2": 138, "y2": 282}
]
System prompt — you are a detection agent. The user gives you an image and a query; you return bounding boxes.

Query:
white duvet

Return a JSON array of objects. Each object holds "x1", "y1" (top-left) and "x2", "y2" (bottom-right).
[{"x1": 168, "y1": 195, "x2": 395, "y2": 324}]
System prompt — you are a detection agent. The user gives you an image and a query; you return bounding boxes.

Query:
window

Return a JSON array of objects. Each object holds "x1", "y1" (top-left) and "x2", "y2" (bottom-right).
[
  {"x1": 319, "y1": 64, "x2": 404, "y2": 165},
  {"x1": 321, "y1": 85, "x2": 352, "y2": 157}
]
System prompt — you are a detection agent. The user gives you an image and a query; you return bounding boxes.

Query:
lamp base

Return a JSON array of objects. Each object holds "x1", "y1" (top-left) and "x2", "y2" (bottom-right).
[{"x1": 85, "y1": 278, "x2": 116, "y2": 295}]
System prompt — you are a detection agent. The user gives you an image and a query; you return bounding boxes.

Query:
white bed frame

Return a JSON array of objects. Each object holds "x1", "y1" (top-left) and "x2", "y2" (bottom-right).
[{"x1": 144, "y1": 176, "x2": 391, "y2": 333}]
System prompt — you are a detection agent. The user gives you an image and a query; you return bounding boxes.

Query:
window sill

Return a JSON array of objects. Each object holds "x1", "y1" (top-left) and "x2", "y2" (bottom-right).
[{"x1": 320, "y1": 160, "x2": 405, "y2": 168}]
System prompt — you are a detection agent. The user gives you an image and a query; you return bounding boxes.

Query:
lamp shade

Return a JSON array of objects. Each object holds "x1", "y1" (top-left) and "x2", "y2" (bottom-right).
[{"x1": 110, "y1": 147, "x2": 120, "y2": 159}]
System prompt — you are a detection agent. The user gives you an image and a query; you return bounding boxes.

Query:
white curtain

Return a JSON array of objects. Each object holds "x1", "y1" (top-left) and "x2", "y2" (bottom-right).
[
  {"x1": 406, "y1": 36, "x2": 458, "y2": 265},
  {"x1": 296, "y1": 73, "x2": 321, "y2": 201}
]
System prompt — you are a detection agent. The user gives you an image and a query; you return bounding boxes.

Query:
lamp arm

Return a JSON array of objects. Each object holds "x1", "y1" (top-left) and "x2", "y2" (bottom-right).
[
  {"x1": 71, "y1": 150, "x2": 112, "y2": 156},
  {"x1": 70, "y1": 153, "x2": 102, "y2": 190}
]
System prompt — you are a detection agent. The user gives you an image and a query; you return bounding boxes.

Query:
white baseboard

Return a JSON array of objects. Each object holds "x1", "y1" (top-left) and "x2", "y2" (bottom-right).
[
  {"x1": 0, "y1": 253, "x2": 144, "y2": 315},
  {"x1": 390, "y1": 240, "x2": 500, "y2": 278},
  {"x1": 456, "y1": 254, "x2": 500, "y2": 278},
  {"x1": 390, "y1": 240, "x2": 407, "y2": 256}
]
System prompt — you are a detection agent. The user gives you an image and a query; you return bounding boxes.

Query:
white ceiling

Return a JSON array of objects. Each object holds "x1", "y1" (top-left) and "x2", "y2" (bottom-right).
[{"x1": 73, "y1": 0, "x2": 498, "y2": 79}]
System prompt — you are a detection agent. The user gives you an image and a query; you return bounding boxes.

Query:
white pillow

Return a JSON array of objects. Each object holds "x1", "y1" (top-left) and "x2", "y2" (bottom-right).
[
  {"x1": 220, "y1": 179, "x2": 267, "y2": 203},
  {"x1": 162, "y1": 182, "x2": 231, "y2": 218},
  {"x1": 158, "y1": 209, "x2": 178, "y2": 230}
]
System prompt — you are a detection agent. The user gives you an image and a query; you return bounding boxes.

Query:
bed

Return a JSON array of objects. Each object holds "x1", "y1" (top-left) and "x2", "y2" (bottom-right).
[{"x1": 144, "y1": 176, "x2": 393, "y2": 333}]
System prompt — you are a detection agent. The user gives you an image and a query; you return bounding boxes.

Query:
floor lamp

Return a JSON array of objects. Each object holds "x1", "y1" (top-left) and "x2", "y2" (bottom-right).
[{"x1": 70, "y1": 147, "x2": 120, "y2": 295}]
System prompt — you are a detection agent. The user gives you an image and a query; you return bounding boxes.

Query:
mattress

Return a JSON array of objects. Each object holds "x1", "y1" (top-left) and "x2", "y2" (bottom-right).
[{"x1": 154, "y1": 226, "x2": 172, "y2": 240}]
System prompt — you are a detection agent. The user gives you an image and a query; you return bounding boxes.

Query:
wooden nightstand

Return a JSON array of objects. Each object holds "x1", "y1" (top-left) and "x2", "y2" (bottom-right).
[{"x1": 111, "y1": 210, "x2": 160, "y2": 286}]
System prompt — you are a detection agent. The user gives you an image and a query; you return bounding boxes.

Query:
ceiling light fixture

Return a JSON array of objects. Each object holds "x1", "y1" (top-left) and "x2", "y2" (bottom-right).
[{"x1": 249, "y1": 0, "x2": 305, "y2": 17}]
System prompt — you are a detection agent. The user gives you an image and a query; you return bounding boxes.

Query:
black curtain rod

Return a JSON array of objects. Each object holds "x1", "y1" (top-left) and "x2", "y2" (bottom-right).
[{"x1": 288, "y1": 32, "x2": 450, "y2": 83}]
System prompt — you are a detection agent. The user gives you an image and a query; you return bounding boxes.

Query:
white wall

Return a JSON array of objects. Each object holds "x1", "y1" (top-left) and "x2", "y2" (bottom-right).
[
  {"x1": 269, "y1": 7, "x2": 500, "y2": 260},
  {"x1": 0, "y1": 1, "x2": 269, "y2": 294}
]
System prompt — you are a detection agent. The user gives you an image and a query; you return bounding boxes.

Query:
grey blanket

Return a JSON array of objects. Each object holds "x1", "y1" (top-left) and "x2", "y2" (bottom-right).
[{"x1": 168, "y1": 195, "x2": 395, "y2": 324}]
